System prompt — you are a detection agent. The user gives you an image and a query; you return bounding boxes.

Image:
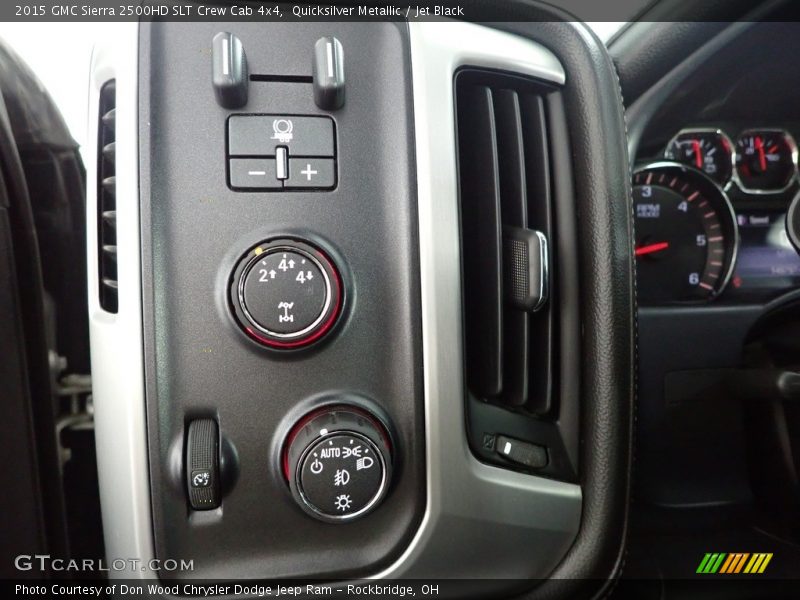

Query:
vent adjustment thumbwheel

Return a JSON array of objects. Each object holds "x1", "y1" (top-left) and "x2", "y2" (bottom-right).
[
  {"x1": 283, "y1": 406, "x2": 392, "y2": 522},
  {"x1": 229, "y1": 239, "x2": 342, "y2": 349}
]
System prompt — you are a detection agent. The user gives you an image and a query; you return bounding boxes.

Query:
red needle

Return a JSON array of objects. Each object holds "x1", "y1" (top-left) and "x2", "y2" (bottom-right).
[
  {"x1": 635, "y1": 241, "x2": 670, "y2": 256},
  {"x1": 692, "y1": 140, "x2": 703, "y2": 169},
  {"x1": 755, "y1": 136, "x2": 767, "y2": 172}
]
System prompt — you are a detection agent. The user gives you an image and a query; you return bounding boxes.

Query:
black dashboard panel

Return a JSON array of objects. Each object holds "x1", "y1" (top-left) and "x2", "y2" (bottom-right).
[
  {"x1": 631, "y1": 21, "x2": 800, "y2": 508},
  {"x1": 138, "y1": 21, "x2": 424, "y2": 579}
]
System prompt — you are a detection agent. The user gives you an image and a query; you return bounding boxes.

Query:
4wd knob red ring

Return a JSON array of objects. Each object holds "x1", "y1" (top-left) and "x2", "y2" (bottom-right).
[{"x1": 229, "y1": 238, "x2": 343, "y2": 349}]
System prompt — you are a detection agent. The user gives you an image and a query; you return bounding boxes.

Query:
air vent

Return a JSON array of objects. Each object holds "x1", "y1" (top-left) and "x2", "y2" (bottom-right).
[
  {"x1": 456, "y1": 70, "x2": 556, "y2": 415},
  {"x1": 97, "y1": 80, "x2": 118, "y2": 312}
]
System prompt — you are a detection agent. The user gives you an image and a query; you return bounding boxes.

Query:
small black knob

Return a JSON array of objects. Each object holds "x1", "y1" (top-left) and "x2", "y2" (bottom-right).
[
  {"x1": 283, "y1": 406, "x2": 392, "y2": 522},
  {"x1": 229, "y1": 239, "x2": 342, "y2": 349},
  {"x1": 212, "y1": 32, "x2": 249, "y2": 109},
  {"x1": 312, "y1": 36, "x2": 345, "y2": 111}
]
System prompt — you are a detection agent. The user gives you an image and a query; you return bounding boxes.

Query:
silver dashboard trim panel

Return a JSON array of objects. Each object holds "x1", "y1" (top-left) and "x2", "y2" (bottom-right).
[
  {"x1": 375, "y1": 22, "x2": 581, "y2": 580},
  {"x1": 87, "y1": 24, "x2": 156, "y2": 579}
]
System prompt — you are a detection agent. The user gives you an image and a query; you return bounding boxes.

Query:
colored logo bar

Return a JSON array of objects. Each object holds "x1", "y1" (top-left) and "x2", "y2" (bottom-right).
[{"x1": 696, "y1": 553, "x2": 773, "y2": 574}]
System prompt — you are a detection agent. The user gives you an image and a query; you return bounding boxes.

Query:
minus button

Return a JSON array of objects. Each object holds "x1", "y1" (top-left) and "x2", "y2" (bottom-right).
[{"x1": 229, "y1": 158, "x2": 281, "y2": 189}]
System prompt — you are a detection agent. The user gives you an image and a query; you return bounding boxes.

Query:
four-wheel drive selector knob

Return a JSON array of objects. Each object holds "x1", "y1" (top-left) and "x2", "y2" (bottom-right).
[
  {"x1": 229, "y1": 239, "x2": 342, "y2": 349},
  {"x1": 283, "y1": 406, "x2": 392, "y2": 522}
]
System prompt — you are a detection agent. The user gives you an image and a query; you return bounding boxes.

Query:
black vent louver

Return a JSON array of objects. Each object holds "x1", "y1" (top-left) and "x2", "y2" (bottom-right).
[
  {"x1": 97, "y1": 80, "x2": 117, "y2": 312},
  {"x1": 456, "y1": 70, "x2": 556, "y2": 416}
]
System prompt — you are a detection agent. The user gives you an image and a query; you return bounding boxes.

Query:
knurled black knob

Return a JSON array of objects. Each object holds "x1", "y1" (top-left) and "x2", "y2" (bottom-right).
[
  {"x1": 283, "y1": 406, "x2": 392, "y2": 522},
  {"x1": 186, "y1": 419, "x2": 220, "y2": 510}
]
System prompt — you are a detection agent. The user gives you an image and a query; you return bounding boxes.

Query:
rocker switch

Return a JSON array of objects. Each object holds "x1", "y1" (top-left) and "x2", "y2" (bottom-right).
[
  {"x1": 312, "y1": 36, "x2": 345, "y2": 110},
  {"x1": 276, "y1": 147, "x2": 288, "y2": 180},
  {"x1": 212, "y1": 32, "x2": 249, "y2": 109}
]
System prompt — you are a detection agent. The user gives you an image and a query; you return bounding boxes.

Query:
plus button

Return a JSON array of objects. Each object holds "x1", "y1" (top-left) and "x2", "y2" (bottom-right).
[{"x1": 300, "y1": 164, "x2": 318, "y2": 181}]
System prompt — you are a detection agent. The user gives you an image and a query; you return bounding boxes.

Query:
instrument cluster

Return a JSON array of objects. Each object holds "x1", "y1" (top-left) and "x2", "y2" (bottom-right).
[{"x1": 634, "y1": 127, "x2": 800, "y2": 305}]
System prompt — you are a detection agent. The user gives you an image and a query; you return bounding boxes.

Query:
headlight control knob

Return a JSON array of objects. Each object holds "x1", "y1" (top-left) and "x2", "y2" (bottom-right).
[
  {"x1": 229, "y1": 239, "x2": 342, "y2": 349},
  {"x1": 283, "y1": 406, "x2": 392, "y2": 522}
]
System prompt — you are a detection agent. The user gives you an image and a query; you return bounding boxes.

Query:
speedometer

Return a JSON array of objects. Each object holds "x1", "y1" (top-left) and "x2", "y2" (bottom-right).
[{"x1": 633, "y1": 162, "x2": 739, "y2": 303}]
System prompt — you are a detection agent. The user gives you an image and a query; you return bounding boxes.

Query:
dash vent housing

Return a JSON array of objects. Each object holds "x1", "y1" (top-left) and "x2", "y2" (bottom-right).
[
  {"x1": 456, "y1": 69, "x2": 555, "y2": 415},
  {"x1": 97, "y1": 80, "x2": 118, "y2": 312},
  {"x1": 456, "y1": 69, "x2": 577, "y2": 481}
]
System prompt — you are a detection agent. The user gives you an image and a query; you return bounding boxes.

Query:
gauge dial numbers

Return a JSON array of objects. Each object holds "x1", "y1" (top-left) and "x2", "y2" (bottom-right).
[
  {"x1": 734, "y1": 129, "x2": 798, "y2": 193},
  {"x1": 633, "y1": 163, "x2": 739, "y2": 303},
  {"x1": 664, "y1": 129, "x2": 733, "y2": 185}
]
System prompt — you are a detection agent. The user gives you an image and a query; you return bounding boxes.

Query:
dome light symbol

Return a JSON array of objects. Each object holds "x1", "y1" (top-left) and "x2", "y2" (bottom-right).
[{"x1": 334, "y1": 494, "x2": 352, "y2": 512}]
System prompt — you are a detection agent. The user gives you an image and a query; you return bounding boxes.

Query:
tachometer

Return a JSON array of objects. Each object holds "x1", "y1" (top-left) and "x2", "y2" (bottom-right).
[
  {"x1": 664, "y1": 129, "x2": 733, "y2": 185},
  {"x1": 633, "y1": 162, "x2": 738, "y2": 303},
  {"x1": 734, "y1": 129, "x2": 797, "y2": 193}
]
